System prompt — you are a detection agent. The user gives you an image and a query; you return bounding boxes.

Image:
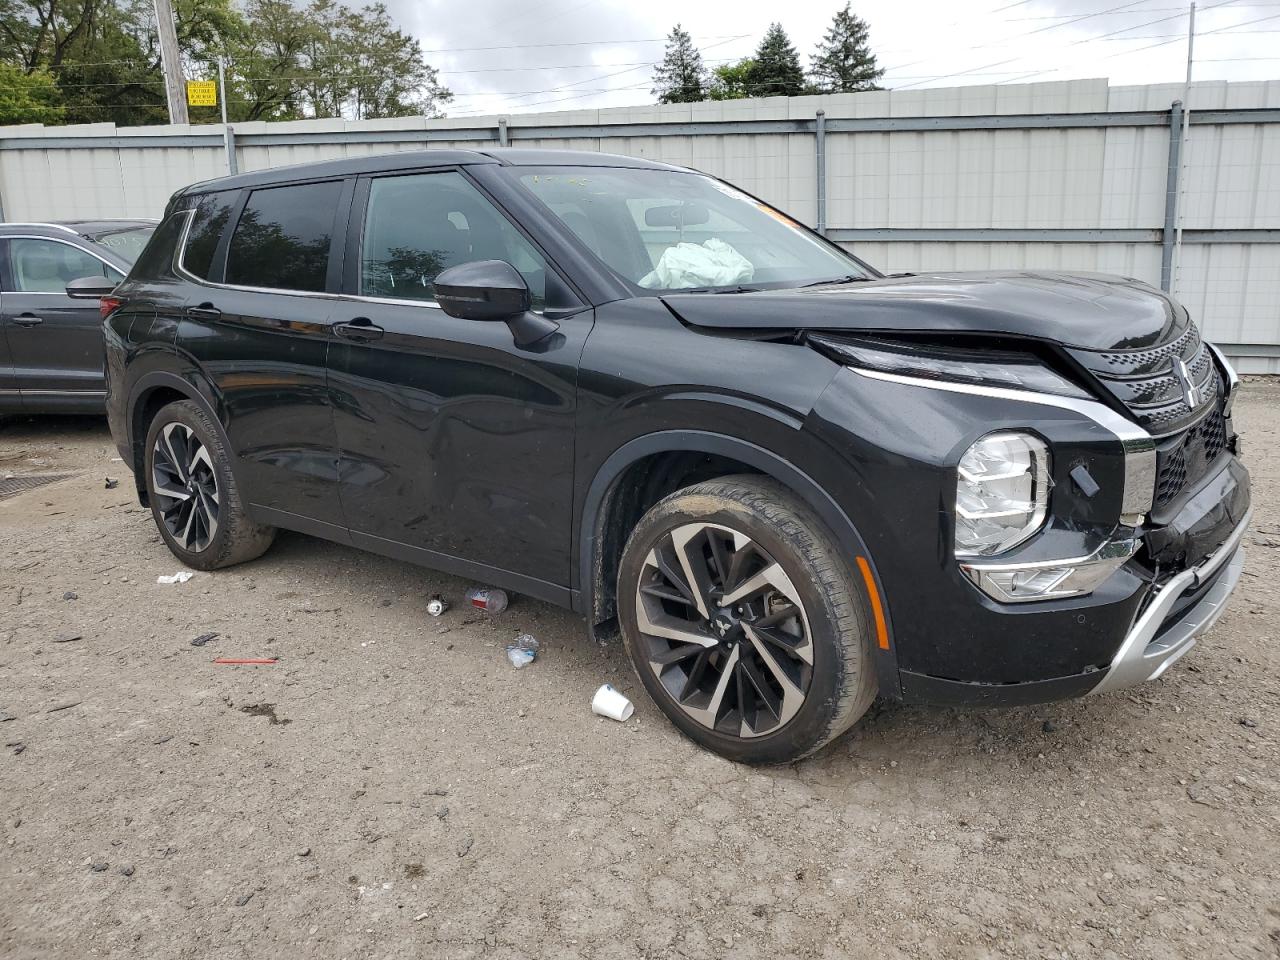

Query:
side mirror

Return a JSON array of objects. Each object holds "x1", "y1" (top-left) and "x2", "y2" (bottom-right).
[
  {"x1": 434, "y1": 260, "x2": 558, "y2": 348},
  {"x1": 434, "y1": 260, "x2": 530, "y2": 321},
  {"x1": 66, "y1": 275, "x2": 119, "y2": 299}
]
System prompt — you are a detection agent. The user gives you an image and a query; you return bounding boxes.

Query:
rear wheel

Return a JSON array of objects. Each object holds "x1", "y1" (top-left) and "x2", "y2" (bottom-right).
[
  {"x1": 618, "y1": 476, "x2": 877, "y2": 764},
  {"x1": 143, "y1": 400, "x2": 274, "y2": 571}
]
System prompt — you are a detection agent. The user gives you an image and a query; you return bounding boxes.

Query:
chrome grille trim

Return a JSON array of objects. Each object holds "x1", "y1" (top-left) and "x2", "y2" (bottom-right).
[{"x1": 1070, "y1": 323, "x2": 1217, "y2": 438}]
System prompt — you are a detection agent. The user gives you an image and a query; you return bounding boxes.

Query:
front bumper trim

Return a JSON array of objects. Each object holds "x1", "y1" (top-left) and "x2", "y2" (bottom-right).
[
  {"x1": 960, "y1": 535, "x2": 1140, "y2": 603},
  {"x1": 1089, "y1": 506, "x2": 1251, "y2": 696}
]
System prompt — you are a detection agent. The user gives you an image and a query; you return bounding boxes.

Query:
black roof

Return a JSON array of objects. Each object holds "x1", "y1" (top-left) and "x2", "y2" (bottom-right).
[{"x1": 178, "y1": 148, "x2": 691, "y2": 197}]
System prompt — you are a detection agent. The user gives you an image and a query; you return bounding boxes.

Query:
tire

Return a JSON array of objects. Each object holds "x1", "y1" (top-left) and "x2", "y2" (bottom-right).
[
  {"x1": 617, "y1": 475, "x2": 877, "y2": 764},
  {"x1": 143, "y1": 399, "x2": 275, "y2": 571}
]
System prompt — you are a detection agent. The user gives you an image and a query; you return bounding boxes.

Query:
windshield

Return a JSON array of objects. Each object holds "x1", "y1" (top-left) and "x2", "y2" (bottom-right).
[
  {"x1": 513, "y1": 166, "x2": 874, "y2": 292},
  {"x1": 89, "y1": 225, "x2": 156, "y2": 265}
]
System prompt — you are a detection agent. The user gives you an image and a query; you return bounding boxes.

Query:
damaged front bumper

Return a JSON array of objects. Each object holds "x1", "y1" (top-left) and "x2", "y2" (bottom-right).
[{"x1": 1090, "y1": 508, "x2": 1250, "y2": 695}]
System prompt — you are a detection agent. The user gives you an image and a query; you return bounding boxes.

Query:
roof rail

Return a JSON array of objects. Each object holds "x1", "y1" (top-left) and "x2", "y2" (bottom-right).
[{"x1": 0, "y1": 221, "x2": 81, "y2": 235}]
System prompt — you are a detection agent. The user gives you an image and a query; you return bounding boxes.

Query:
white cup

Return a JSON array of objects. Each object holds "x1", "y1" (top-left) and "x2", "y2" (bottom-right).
[{"x1": 591, "y1": 684, "x2": 635, "y2": 722}]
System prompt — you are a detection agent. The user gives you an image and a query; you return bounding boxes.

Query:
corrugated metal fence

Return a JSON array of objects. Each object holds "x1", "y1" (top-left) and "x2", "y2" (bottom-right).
[{"x1": 2, "y1": 77, "x2": 1278, "y2": 371}]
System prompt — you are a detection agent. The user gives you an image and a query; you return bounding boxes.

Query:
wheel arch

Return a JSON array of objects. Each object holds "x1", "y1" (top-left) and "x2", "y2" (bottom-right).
[
  {"x1": 577, "y1": 430, "x2": 900, "y2": 697},
  {"x1": 126, "y1": 371, "x2": 231, "y2": 506}
]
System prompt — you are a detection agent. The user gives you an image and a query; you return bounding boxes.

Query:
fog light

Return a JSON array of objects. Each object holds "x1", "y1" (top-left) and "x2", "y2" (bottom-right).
[{"x1": 954, "y1": 432, "x2": 1050, "y2": 558}]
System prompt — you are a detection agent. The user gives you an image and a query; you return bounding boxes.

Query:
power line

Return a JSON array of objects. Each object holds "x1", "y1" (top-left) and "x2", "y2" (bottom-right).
[
  {"x1": 882, "y1": 0, "x2": 1253, "y2": 84},
  {"x1": 993, "y1": 7, "x2": 1280, "y2": 85}
]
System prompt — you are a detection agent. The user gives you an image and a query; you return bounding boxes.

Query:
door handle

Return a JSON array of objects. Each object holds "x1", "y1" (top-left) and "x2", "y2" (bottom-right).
[
  {"x1": 12, "y1": 313, "x2": 43, "y2": 327},
  {"x1": 186, "y1": 302, "x2": 221, "y2": 322},
  {"x1": 333, "y1": 317, "x2": 384, "y2": 342}
]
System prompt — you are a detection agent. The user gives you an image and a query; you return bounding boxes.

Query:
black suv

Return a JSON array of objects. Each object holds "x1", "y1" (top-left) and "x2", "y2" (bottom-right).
[{"x1": 94, "y1": 149, "x2": 1250, "y2": 763}]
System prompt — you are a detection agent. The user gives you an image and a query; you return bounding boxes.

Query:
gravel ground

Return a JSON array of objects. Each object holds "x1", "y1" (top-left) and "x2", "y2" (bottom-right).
[{"x1": 2, "y1": 383, "x2": 1278, "y2": 960}]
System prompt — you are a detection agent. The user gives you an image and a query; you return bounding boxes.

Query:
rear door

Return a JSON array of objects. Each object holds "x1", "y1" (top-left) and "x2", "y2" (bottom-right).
[
  {"x1": 176, "y1": 179, "x2": 351, "y2": 527},
  {"x1": 0, "y1": 277, "x2": 17, "y2": 412},
  {"x1": 0, "y1": 235, "x2": 123, "y2": 404}
]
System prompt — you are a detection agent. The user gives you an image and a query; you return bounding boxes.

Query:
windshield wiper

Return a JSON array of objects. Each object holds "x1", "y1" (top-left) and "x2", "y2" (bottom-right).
[
  {"x1": 798, "y1": 275, "x2": 874, "y2": 288},
  {"x1": 679, "y1": 284, "x2": 762, "y2": 294}
]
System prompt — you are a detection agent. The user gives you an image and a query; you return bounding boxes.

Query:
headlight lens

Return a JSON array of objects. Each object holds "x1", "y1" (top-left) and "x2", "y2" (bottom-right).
[
  {"x1": 809, "y1": 335, "x2": 1091, "y2": 399},
  {"x1": 954, "y1": 431, "x2": 1050, "y2": 557}
]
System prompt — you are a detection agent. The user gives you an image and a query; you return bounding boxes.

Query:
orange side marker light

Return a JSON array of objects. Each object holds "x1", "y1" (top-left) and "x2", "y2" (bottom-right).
[{"x1": 855, "y1": 556, "x2": 889, "y2": 650}]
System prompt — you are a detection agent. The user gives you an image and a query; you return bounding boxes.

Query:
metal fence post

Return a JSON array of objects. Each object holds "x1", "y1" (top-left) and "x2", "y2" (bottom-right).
[
  {"x1": 224, "y1": 124, "x2": 238, "y2": 175},
  {"x1": 1160, "y1": 100, "x2": 1184, "y2": 292},
  {"x1": 498, "y1": 118, "x2": 509, "y2": 147},
  {"x1": 815, "y1": 109, "x2": 827, "y2": 235}
]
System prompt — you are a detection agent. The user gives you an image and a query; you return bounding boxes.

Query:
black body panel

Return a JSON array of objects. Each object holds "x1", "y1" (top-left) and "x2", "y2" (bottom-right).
[{"x1": 663, "y1": 271, "x2": 1185, "y2": 350}]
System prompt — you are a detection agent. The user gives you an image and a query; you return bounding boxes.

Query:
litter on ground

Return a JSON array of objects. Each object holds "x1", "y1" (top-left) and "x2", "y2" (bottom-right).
[{"x1": 506, "y1": 634, "x2": 539, "y2": 668}]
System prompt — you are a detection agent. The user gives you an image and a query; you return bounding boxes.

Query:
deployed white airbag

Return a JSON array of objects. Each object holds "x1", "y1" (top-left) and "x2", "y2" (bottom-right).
[{"x1": 638, "y1": 238, "x2": 754, "y2": 289}]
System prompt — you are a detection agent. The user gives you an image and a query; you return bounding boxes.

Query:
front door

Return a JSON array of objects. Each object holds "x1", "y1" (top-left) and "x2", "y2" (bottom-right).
[
  {"x1": 326, "y1": 169, "x2": 589, "y2": 601},
  {"x1": 0, "y1": 236, "x2": 123, "y2": 406}
]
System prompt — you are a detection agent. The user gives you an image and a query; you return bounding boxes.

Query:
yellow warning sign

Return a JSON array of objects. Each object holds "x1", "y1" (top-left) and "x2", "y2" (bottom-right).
[{"x1": 186, "y1": 80, "x2": 217, "y2": 107}]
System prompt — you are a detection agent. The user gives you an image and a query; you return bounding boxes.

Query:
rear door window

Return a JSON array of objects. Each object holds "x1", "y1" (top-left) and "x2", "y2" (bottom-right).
[
  {"x1": 225, "y1": 181, "x2": 343, "y2": 292},
  {"x1": 181, "y1": 190, "x2": 239, "y2": 281}
]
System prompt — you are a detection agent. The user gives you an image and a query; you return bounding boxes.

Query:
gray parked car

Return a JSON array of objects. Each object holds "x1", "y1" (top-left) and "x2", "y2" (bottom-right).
[{"x1": 0, "y1": 219, "x2": 155, "y2": 413}]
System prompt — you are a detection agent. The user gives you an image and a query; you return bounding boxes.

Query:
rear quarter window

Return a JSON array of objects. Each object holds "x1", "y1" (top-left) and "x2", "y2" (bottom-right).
[
  {"x1": 127, "y1": 210, "x2": 194, "y2": 282},
  {"x1": 181, "y1": 190, "x2": 239, "y2": 281},
  {"x1": 225, "y1": 181, "x2": 344, "y2": 292}
]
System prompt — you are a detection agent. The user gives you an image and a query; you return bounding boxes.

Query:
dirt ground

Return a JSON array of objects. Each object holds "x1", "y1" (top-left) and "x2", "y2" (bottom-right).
[{"x1": 1, "y1": 385, "x2": 1278, "y2": 960}]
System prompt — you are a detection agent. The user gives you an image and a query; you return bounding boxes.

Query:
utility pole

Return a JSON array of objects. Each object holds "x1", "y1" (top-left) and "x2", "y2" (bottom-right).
[
  {"x1": 153, "y1": 0, "x2": 189, "y2": 125},
  {"x1": 217, "y1": 56, "x2": 229, "y2": 126},
  {"x1": 1172, "y1": 0, "x2": 1196, "y2": 294},
  {"x1": 219, "y1": 56, "x2": 238, "y2": 175}
]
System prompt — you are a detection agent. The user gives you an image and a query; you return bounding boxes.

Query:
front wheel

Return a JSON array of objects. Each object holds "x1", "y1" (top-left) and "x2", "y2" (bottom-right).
[{"x1": 617, "y1": 476, "x2": 878, "y2": 764}]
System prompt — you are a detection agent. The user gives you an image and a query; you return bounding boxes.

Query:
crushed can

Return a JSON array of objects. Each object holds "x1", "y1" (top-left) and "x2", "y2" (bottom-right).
[{"x1": 426, "y1": 595, "x2": 448, "y2": 617}]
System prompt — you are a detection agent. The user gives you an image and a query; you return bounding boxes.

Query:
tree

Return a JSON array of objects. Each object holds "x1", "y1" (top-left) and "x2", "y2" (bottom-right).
[
  {"x1": 0, "y1": 61, "x2": 63, "y2": 123},
  {"x1": 746, "y1": 23, "x2": 805, "y2": 98},
  {"x1": 708, "y1": 59, "x2": 755, "y2": 101},
  {"x1": 0, "y1": 0, "x2": 450, "y2": 126},
  {"x1": 651, "y1": 24, "x2": 706, "y2": 104},
  {"x1": 810, "y1": 3, "x2": 882, "y2": 93},
  {"x1": 0, "y1": 0, "x2": 241, "y2": 125},
  {"x1": 224, "y1": 0, "x2": 450, "y2": 122}
]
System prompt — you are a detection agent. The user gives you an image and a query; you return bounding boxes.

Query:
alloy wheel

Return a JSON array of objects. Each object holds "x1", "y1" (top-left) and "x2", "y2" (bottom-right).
[
  {"x1": 634, "y1": 522, "x2": 814, "y2": 738},
  {"x1": 151, "y1": 422, "x2": 220, "y2": 552}
]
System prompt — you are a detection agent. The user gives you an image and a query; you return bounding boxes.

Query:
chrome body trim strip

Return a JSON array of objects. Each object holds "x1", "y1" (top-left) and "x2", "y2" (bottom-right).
[
  {"x1": 1090, "y1": 506, "x2": 1252, "y2": 695},
  {"x1": 22, "y1": 389, "x2": 107, "y2": 397},
  {"x1": 852, "y1": 368, "x2": 1157, "y2": 519},
  {"x1": 959, "y1": 535, "x2": 1141, "y2": 603},
  {"x1": 0, "y1": 222, "x2": 81, "y2": 235},
  {"x1": 175, "y1": 204, "x2": 447, "y2": 309},
  {"x1": 1206, "y1": 341, "x2": 1240, "y2": 417}
]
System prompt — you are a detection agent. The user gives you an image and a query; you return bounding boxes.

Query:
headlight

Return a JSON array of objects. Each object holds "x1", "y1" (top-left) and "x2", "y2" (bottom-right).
[
  {"x1": 954, "y1": 431, "x2": 1050, "y2": 557},
  {"x1": 809, "y1": 335, "x2": 1091, "y2": 399}
]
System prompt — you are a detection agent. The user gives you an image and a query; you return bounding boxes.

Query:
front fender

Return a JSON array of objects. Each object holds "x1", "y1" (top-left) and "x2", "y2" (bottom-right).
[{"x1": 576, "y1": 428, "x2": 901, "y2": 699}]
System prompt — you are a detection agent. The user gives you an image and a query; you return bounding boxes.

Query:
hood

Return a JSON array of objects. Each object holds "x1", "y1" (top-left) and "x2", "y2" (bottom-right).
[{"x1": 660, "y1": 271, "x2": 1187, "y2": 351}]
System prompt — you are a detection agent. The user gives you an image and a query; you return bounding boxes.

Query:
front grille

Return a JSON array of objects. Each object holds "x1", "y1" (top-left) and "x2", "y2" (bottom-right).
[
  {"x1": 1154, "y1": 393, "x2": 1228, "y2": 507},
  {"x1": 1069, "y1": 323, "x2": 1217, "y2": 437}
]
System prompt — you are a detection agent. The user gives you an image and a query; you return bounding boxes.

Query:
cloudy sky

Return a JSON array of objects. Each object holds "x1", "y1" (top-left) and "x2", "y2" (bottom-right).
[{"x1": 380, "y1": 0, "x2": 1280, "y2": 117}]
